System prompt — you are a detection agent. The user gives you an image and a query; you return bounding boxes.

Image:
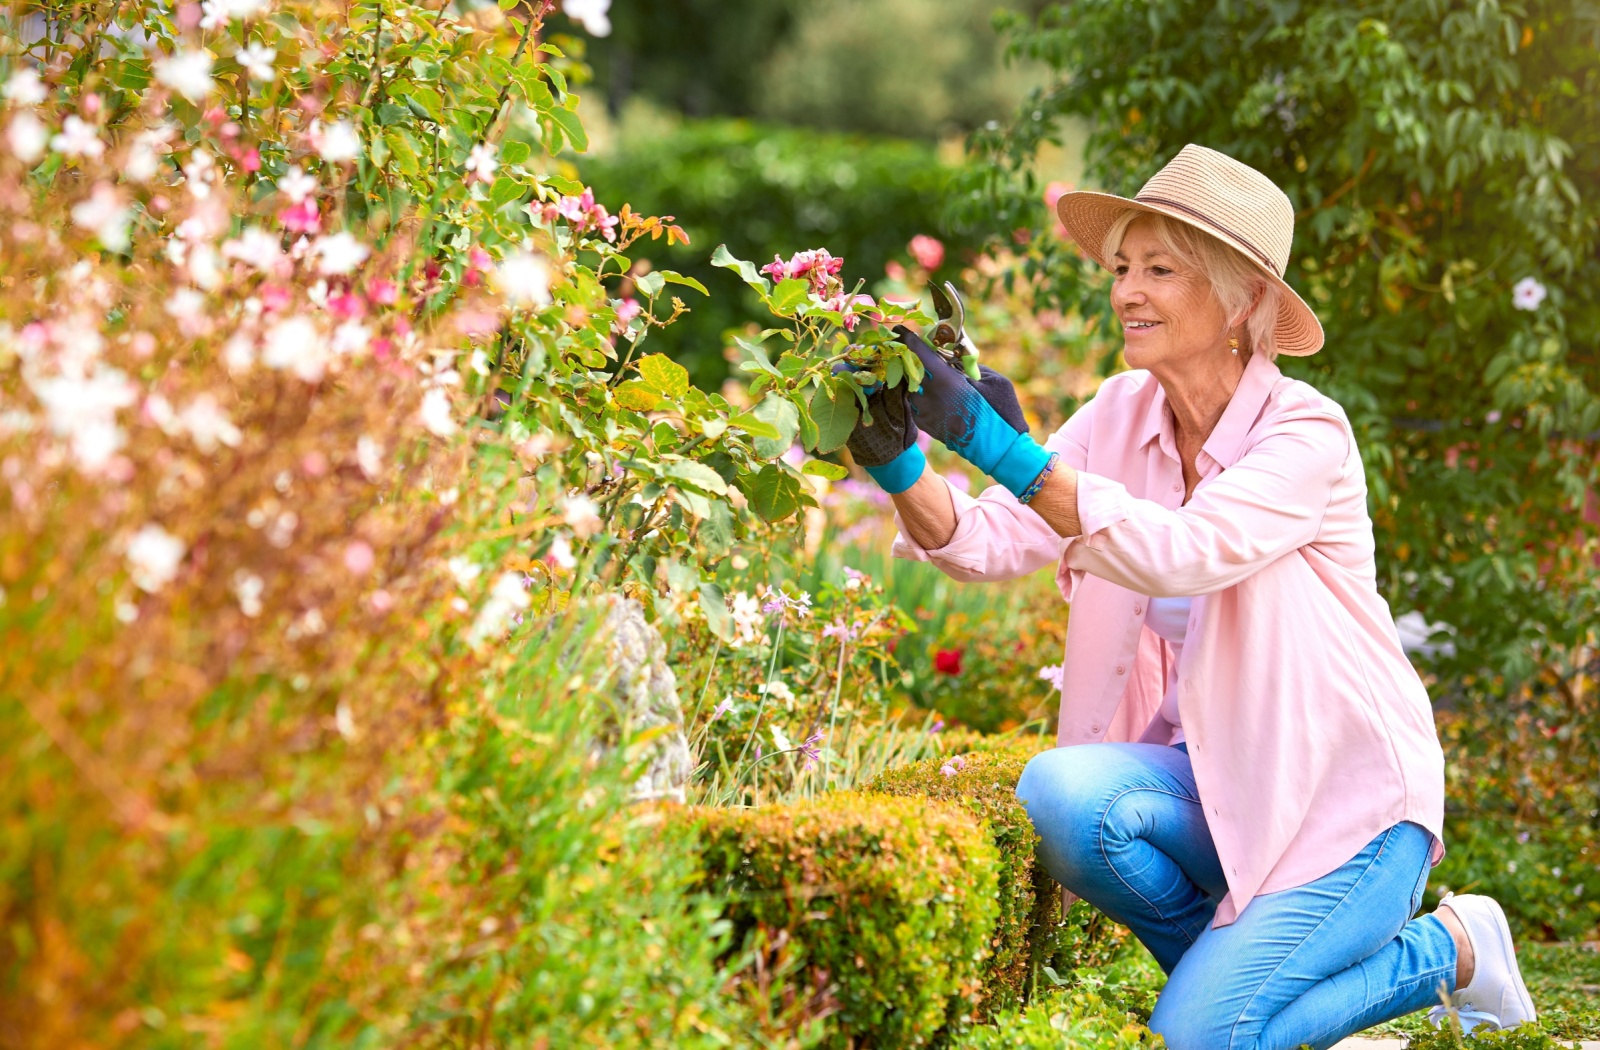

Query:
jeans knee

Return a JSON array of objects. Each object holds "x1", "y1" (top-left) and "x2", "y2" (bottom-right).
[
  {"x1": 1015, "y1": 747, "x2": 1110, "y2": 878},
  {"x1": 1149, "y1": 996, "x2": 1237, "y2": 1050}
]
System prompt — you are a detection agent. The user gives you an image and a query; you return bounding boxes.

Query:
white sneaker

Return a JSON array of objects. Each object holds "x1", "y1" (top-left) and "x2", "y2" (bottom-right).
[{"x1": 1427, "y1": 892, "x2": 1538, "y2": 1035}]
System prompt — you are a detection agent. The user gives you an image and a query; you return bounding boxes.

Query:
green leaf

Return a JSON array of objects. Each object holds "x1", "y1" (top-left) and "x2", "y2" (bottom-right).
[
  {"x1": 663, "y1": 460, "x2": 729, "y2": 495},
  {"x1": 635, "y1": 271, "x2": 666, "y2": 298},
  {"x1": 698, "y1": 500, "x2": 735, "y2": 560},
  {"x1": 699, "y1": 582, "x2": 733, "y2": 640},
  {"x1": 638, "y1": 353, "x2": 690, "y2": 399},
  {"x1": 775, "y1": 352, "x2": 808, "y2": 380},
  {"x1": 802, "y1": 459, "x2": 850, "y2": 481},
  {"x1": 613, "y1": 381, "x2": 660, "y2": 412},
  {"x1": 489, "y1": 176, "x2": 524, "y2": 210},
  {"x1": 733, "y1": 335, "x2": 782, "y2": 377},
  {"x1": 771, "y1": 277, "x2": 810, "y2": 313},
  {"x1": 500, "y1": 139, "x2": 532, "y2": 165},
  {"x1": 807, "y1": 380, "x2": 860, "y2": 455},
  {"x1": 547, "y1": 104, "x2": 588, "y2": 153},
  {"x1": 383, "y1": 128, "x2": 421, "y2": 177},
  {"x1": 740, "y1": 465, "x2": 803, "y2": 524},
  {"x1": 658, "y1": 270, "x2": 709, "y2": 295},
  {"x1": 711, "y1": 244, "x2": 772, "y2": 295},
  {"x1": 884, "y1": 355, "x2": 904, "y2": 390},
  {"x1": 749, "y1": 395, "x2": 800, "y2": 459},
  {"x1": 900, "y1": 344, "x2": 925, "y2": 391},
  {"x1": 727, "y1": 411, "x2": 781, "y2": 440}
]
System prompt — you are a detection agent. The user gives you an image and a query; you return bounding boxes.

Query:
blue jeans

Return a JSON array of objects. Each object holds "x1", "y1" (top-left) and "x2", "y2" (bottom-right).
[{"x1": 1015, "y1": 742, "x2": 1459, "y2": 1050}]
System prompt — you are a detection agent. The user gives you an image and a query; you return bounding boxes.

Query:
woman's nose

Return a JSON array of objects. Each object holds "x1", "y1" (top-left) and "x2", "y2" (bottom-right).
[{"x1": 1112, "y1": 277, "x2": 1147, "y2": 311}]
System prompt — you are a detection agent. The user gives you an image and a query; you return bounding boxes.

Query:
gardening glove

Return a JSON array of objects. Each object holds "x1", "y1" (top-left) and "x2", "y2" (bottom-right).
[
  {"x1": 894, "y1": 326, "x2": 1053, "y2": 498},
  {"x1": 839, "y1": 363, "x2": 926, "y2": 494}
]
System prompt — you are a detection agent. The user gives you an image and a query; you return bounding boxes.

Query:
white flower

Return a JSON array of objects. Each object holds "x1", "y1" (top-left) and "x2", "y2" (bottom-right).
[
  {"x1": 331, "y1": 319, "x2": 370, "y2": 355},
  {"x1": 200, "y1": 0, "x2": 268, "y2": 29},
  {"x1": 312, "y1": 232, "x2": 369, "y2": 275},
  {"x1": 547, "y1": 532, "x2": 577, "y2": 570},
  {"x1": 728, "y1": 591, "x2": 764, "y2": 649},
  {"x1": 222, "y1": 227, "x2": 284, "y2": 273},
  {"x1": 419, "y1": 387, "x2": 457, "y2": 437},
  {"x1": 466, "y1": 142, "x2": 498, "y2": 182},
  {"x1": 6, "y1": 112, "x2": 47, "y2": 162},
  {"x1": 564, "y1": 0, "x2": 612, "y2": 36},
  {"x1": 28, "y1": 365, "x2": 137, "y2": 472},
  {"x1": 179, "y1": 394, "x2": 242, "y2": 453},
  {"x1": 277, "y1": 165, "x2": 317, "y2": 203},
  {"x1": 182, "y1": 149, "x2": 216, "y2": 198},
  {"x1": 758, "y1": 680, "x2": 796, "y2": 706},
  {"x1": 50, "y1": 115, "x2": 104, "y2": 158},
  {"x1": 356, "y1": 435, "x2": 383, "y2": 480},
  {"x1": 126, "y1": 524, "x2": 186, "y2": 593},
  {"x1": 493, "y1": 250, "x2": 553, "y2": 308},
  {"x1": 261, "y1": 315, "x2": 328, "y2": 382},
  {"x1": 125, "y1": 127, "x2": 174, "y2": 182},
  {"x1": 447, "y1": 556, "x2": 483, "y2": 588},
  {"x1": 314, "y1": 119, "x2": 360, "y2": 163},
  {"x1": 1511, "y1": 276, "x2": 1546, "y2": 311},
  {"x1": 469, "y1": 348, "x2": 492, "y2": 376},
  {"x1": 561, "y1": 493, "x2": 603, "y2": 537},
  {"x1": 467, "y1": 571, "x2": 532, "y2": 647},
  {"x1": 4, "y1": 67, "x2": 47, "y2": 106},
  {"x1": 165, "y1": 287, "x2": 206, "y2": 321},
  {"x1": 155, "y1": 49, "x2": 215, "y2": 103},
  {"x1": 69, "y1": 183, "x2": 131, "y2": 252},
  {"x1": 770, "y1": 724, "x2": 794, "y2": 751},
  {"x1": 1038, "y1": 664, "x2": 1065, "y2": 691},
  {"x1": 233, "y1": 571, "x2": 265, "y2": 616},
  {"x1": 238, "y1": 42, "x2": 277, "y2": 82}
]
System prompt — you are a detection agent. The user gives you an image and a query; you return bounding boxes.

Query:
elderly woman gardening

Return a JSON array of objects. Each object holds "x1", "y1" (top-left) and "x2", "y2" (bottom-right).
[{"x1": 846, "y1": 146, "x2": 1536, "y2": 1049}]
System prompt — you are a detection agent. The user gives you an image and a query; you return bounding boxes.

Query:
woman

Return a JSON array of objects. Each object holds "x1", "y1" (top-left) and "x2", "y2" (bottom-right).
[{"x1": 845, "y1": 145, "x2": 1536, "y2": 1049}]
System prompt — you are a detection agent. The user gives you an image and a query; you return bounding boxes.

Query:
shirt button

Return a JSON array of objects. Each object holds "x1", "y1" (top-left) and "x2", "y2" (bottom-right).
[
  {"x1": 1132, "y1": 604, "x2": 1143, "y2": 615},
  {"x1": 1171, "y1": 482, "x2": 1182, "y2": 492},
  {"x1": 1090, "y1": 723, "x2": 1101, "y2": 734},
  {"x1": 1115, "y1": 665, "x2": 1125, "y2": 675}
]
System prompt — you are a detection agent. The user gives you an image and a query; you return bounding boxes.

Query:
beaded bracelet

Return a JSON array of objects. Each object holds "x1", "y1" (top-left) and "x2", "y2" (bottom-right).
[{"x1": 1017, "y1": 451, "x2": 1061, "y2": 505}]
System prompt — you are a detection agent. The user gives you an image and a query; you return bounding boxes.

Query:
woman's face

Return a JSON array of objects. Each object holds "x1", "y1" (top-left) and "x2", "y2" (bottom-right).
[{"x1": 1110, "y1": 218, "x2": 1232, "y2": 373}]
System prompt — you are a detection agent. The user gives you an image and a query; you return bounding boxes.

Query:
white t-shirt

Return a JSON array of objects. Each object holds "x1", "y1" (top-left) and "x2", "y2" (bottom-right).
[{"x1": 1145, "y1": 596, "x2": 1192, "y2": 743}]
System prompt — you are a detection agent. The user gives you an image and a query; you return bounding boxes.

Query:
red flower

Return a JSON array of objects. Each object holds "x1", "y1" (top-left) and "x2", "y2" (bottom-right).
[{"x1": 933, "y1": 647, "x2": 964, "y2": 676}]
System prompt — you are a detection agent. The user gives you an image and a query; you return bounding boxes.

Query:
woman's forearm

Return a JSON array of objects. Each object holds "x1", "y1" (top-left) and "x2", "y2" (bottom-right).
[
  {"x1": 890, "y1": 463, "x2": 959, "y2": 551},
  {"x1": 889, "y1": 459, "x2": 1083, "y2": 551}
]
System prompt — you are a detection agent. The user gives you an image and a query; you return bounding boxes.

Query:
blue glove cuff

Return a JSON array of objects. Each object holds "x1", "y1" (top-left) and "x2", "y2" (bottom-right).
[
  {"x1": 989, "y1": 433, "x2": 1053, "y2": 498},
  {"x1": 863, "y1": 444, "x2": 926, "y2": 494}
]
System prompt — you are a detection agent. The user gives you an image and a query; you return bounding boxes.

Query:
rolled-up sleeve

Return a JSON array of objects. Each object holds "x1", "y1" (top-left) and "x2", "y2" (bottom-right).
[
  {"x1": 1067, "y1": 409, "x2": 1349, "y2": 596},
  {"x1": 890, "y1": 401, "x2": 1093, "y2": 583}
]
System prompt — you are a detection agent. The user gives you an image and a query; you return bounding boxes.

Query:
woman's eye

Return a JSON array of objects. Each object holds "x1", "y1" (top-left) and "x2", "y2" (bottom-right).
[
  {"x1": 1113, "y1": 266, "x2": 1129, "y2": 276},
  {"x1": 1152, "y1": 267, "x2": 1172, "y2": 276}
]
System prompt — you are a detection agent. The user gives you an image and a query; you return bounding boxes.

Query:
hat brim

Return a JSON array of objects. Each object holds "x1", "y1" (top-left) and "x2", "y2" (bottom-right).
[{"x1": 1055, "y1": 190, "x2": 1325, "y2": 356}]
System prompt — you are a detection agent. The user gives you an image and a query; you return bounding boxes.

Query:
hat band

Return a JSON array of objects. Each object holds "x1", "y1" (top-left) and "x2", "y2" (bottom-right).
[{"x1": 1134, "y1": 194, "x2": 1278, "y2": 273}]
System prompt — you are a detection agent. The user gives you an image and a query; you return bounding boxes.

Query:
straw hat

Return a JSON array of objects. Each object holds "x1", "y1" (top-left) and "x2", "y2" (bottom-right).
[{"x1": 1054, "y1": 144, "x2": 1325, "y2": 356}]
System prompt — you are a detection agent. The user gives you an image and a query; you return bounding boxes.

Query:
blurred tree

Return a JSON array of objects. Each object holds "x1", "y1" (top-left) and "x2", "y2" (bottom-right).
[
  {"x1": 958, "y1": 0, "x2": 1600, "y2": 698},
  {"x1": 583, "y1": 0, "x2": 1047, "y2": 139}
]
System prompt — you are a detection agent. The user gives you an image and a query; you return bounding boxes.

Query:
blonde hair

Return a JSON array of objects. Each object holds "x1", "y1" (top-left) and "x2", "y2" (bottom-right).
[{"x1": 1102, "y1": 210, "x2": 1282, "y2": 361}]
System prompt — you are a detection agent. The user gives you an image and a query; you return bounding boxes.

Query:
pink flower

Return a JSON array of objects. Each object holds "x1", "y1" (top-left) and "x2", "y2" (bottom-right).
[
  {"x1": 612, "y1": 297, "x2": 642, "y2": 332},
  {"x1": 367, "y1": 278, "x2": 398, "y2": 305},
  {"x1": 908, "y1": 234, "x2": 944, "y2": 271},
  {"x1": 1044, "y1": 181, "x2": 1073, "y2": 237},
  {"x1": 344, "y1": 540, "x2": 375, "y2": 575},
  {"x1": 327, "y1": 291, "x2": 366, "y2": 320},
  {"x1": 278, "y1": 197, "x2": 319, "y2": 234},
  {"x1": 884, "y1": 259, "x2": 907, "y2": 282},
  {"x1": 821, "y1": 619, "x2": 857, "y2": 641},
  {"x1": 929, "y1": 718, "x2": 945, "y2": 734}
]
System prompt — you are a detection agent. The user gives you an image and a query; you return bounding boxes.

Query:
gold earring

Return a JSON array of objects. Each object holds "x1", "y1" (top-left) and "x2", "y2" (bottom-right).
[{"x1": 1228, "y1": 337, "x2": 1240, "y2": 355}]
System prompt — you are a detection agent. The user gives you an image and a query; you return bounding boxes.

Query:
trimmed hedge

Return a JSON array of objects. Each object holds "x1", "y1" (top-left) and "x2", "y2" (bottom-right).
[
  {"x1": 684, "y1": 791, "x2": 1001, "y2": 1048},
  {"x1": 866, "y1": 748, "x2": 1125, "y2": 1023}
]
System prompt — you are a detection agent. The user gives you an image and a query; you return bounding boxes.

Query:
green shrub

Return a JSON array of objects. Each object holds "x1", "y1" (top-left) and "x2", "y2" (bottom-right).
[
  {"x1": 1428, "y1": 816, "x2": 1600, "y2": 943},
  {"x1": 684, "y1": 791, "x2": 1001, "y2": 1048},
  {"x1": 866, "y1": 749, "x2": 1124, "y2": 1021},
  {"x1": 581, "y1": 118, "x2": 983, "y2": 386},
  {"x1": 947, "y1": 984, "x2": 1160, "y2": 1050}
]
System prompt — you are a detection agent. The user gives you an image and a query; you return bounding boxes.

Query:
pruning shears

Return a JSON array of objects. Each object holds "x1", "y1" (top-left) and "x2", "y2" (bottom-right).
[{"x1": 927, "y1": 281, "x2": 983, "y2": 381}]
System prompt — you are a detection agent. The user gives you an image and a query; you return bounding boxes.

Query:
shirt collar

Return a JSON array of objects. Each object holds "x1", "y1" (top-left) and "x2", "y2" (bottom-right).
[
  {"x1": 1136, "y1": 352, "x2": 1283, "y2": 468},
  {"x1": 1202, "y1": 351, "x2": 1282, "y2": 468}
]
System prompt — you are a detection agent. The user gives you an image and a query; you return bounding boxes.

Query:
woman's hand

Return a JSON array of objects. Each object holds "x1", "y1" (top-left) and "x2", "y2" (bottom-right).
[
  {"x1": 893, "y1": 327, "x2": 1054, "y2": 498},
  {"x1": 842, "y1": 363, "x2": 925, "y2": 493}
]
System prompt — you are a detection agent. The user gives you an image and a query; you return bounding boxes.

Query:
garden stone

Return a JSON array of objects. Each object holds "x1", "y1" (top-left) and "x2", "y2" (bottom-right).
[{"x1": 596, "y1": 595, "x2": 693, "y2": 804}]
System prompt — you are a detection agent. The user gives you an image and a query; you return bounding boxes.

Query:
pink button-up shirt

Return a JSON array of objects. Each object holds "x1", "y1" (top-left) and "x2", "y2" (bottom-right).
[{"x1": 893, "y1": 352, "x2": 1445, "y2": 926}]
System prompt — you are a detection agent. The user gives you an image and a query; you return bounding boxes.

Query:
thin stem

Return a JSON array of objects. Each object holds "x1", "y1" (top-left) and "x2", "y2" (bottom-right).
[
  {"x1": 730, "y1": 616, "x2": 786, "y2": 780},
  {"x1": 685, "y1": 635, "x2": 723, "y2": 747},
  {"x1": 822, "y1": 636, "x2": 848, "y2": 784}
]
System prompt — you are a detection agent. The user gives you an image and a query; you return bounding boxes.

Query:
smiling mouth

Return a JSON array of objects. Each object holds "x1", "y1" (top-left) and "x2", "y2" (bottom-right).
[{"x1": 1123, "y1": 321, "x2": 1161, "y2": 331}]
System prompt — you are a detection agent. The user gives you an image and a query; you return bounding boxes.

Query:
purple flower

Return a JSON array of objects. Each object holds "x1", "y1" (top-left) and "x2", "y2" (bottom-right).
[
  {"x1": 822, "y1": 619, "x2": 858, "y2": 641},
  {"x1": 711, "y1": 698, "x2": 734, "y2": 721},
  {"x1": 929, "y1": 718, "x2": 945, "y2": 734}
]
